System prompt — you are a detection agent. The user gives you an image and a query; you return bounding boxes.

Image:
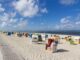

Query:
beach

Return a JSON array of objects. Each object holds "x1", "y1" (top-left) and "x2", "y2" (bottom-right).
[
  {"x1": 0, "y1": 33, "x2": 80, "y2": 60},
  {"x1": 0, "y1": 49, "x2": 3, "y2": 60}
]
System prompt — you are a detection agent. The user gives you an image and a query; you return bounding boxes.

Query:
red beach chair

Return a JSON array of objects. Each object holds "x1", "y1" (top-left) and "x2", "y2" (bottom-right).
[{"x1": 45, "y1": 38, "x2": 53, "y2": 50}]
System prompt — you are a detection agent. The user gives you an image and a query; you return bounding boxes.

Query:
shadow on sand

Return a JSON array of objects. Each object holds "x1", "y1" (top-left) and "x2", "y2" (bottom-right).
[{"x1": 56, "y1": 49, "x2": 69, "y2": 53}]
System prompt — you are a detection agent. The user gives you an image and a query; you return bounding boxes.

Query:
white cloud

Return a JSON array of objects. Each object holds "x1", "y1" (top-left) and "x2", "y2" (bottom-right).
[
  {"x1": 0, "y1": 4, "x2": 5, "y2": 12},
  {"x1": 75, "y1": 21, "x2": 80, "y2": 25},
  {"x1": 12, "y1": 0, "x2": 47, "y2": 17},
  {"x1": 0, "y1": 12, "x2": 28, "y2": 31},
  {"x1": 1, "y1": 22, "x2": 7, "y2": 27},
  {"x1": 16, "y1": 19, "x2": 27, "y2": 29},
  {"x1": 41, "y1": 8, "x2": 48, "y2": 13},
  {"x1": 59, "y1": 0, "x2": 78, "y2": 5},
  {"x1": 10, "y1": 12, "x2": 16, "y2": 18},
  {"x1": 60, "y1": 17, "x2": 70, "y2": 24},
  {"x1": 55, "y1": 23, "x2": 74, "y2": 30},
  {"x1": 76, "y1": 14, "x2": 80, "y2": 20},
  {"x1": 12, "y1": 0, "x2": 39, "y2": 17},
  {"x1": 0, "y1": 0, "x2": 47, "y2": 31},
  {"x1": 54, "y1": 16, "x2": 75, "y2": 30}
]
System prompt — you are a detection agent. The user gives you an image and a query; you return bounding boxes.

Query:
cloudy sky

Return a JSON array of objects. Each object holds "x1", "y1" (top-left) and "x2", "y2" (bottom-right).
[{"x1": 0, "y1": 0, "x2": 80, "y2": 31}]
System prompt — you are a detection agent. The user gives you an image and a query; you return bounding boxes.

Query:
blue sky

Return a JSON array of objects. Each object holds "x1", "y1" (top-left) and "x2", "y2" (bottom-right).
[{"x1": 0, "y1": 0, "x2": 80, "y2": 31}]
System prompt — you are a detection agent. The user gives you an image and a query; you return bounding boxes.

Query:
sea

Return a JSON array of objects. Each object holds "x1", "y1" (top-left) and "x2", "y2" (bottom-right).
[{"x1": 27, "y1": 30, "x2": 80, "y2": 36}]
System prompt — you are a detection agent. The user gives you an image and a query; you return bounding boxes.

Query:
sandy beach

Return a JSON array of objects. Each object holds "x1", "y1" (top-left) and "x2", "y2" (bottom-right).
[
  {"x1": 0, "y1": 33, "x2": 80, "y2": 60},
  {"x1": 0, "y1": 49, "x2": 3, "y2": 60}
]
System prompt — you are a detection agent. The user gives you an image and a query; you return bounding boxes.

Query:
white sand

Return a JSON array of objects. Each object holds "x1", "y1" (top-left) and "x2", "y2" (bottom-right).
[
  {"x1": 0, "y1": 33, "x2": 80, "y2": 60},
  {"x1": 0, "y1": 49, "x2": 3, "y2": 60}
]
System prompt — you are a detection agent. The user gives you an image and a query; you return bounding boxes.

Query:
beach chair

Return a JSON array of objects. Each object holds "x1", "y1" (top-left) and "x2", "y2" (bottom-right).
[
  {"x1": 68, "y1": 38, "x2": 76, "y2": 45},
  {"x1": 7, "y1": 32, "x2": 12, "y2": 36},
  {"x1": 45, "y1": 39, "x2": 53, "y2": 50},
  {"x1": 24, "y1": 33, "x2": 28, "y2": 37},
  {"x1": 38, "y1": 35, "x2": 42, "y2": 41},
  {"x1": 17, "y1": 33, "x2": 23, "y2": 37},
  {"x1": 32, "y1": 35, "x2": 38, "y2": 42},
  {"x1": 51, "y1": 42, "x2": 57, "y2": 53}
]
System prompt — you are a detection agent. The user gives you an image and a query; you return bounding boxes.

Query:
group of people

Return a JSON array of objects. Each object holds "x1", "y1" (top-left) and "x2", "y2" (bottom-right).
[{"x1": 45, "y1": 35, "x2": 60, "y2": 53}]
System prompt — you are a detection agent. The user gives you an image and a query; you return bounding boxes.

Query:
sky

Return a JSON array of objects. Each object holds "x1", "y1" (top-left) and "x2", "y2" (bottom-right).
[{"x1": 0, "y1": 0, "x2": 80, "y2": 31}]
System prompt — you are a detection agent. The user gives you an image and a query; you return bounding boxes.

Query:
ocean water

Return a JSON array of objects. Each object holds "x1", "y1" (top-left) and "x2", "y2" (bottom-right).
[{"x1": 28, "y1": 31, "x2": 80, "y2": 36}]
